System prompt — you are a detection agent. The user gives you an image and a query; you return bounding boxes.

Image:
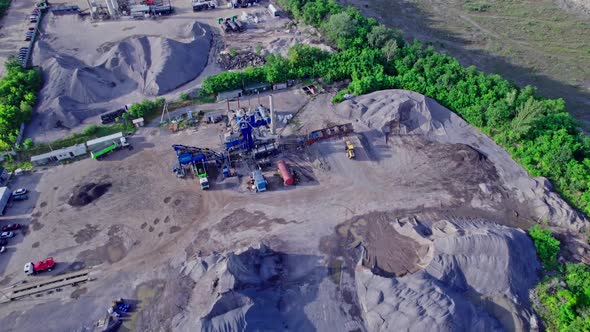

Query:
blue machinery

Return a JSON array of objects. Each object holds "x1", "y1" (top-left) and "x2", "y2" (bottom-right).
[
  {"x1": 172, "y1": 105, "x2": 274, "y2": 178},
  {"x1": 172, "y1": 144, "x2": 227, "y2": 175},
  {"x1": 224, "y1": 106, "x2": 272, "y2": 152}
]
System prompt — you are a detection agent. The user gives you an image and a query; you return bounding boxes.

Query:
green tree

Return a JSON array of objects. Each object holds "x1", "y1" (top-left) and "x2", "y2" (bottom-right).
[
  {"x1": 381, "y1": 39, "x2": 399, "y2": 63},
  {"x1": 322, "y1": 12, "x2": 358, "y2": 50},
  {"x1": 511, "y1": 97, "x2": 545, "y2": 139},
  {"x1": 367, "y1": 24, "x2": 398, "y2": 48},
  {"x1": 264, "y1": 54, "x2": 291, "y2": 83}
]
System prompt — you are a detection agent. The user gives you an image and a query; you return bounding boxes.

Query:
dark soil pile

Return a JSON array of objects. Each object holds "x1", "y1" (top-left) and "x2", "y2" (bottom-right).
[
  {"x1": 217, "y1": 51, "x2": 265, "y2": 70},
  {"x1": 68, "y1": 182, "x2": 112, "y2": 207}
]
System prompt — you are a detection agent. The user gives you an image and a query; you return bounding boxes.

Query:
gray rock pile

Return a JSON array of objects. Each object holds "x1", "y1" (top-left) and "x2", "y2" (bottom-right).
[{"x1": 217, "y1": 52, "x2": 265, "y2": 70}]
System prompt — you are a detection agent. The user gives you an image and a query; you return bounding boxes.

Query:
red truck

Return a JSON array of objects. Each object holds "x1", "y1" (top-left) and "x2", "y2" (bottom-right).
[{"x1": 24, "y1": 257, "x2": 55, "y2": 275}]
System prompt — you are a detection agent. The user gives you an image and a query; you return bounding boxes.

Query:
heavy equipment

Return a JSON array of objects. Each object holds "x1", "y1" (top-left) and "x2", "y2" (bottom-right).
[
  {"x1": 172, "y1": 145, "x2": 226, "y2": 190},
  {"x1": 306, "y1": 123, "x2": 354, "y2": 145},
  {"x1": 224, "y1": 106, "x2": 272, "y2": 152},
  {"x1": 345, "y1": 140, "x2": 355, "y2": 159},
  {"x1": 91, "y1": 136, "x2": 129, "y2": 159}
]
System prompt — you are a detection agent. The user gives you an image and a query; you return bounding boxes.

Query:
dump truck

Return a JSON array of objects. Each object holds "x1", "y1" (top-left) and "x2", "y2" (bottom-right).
[
  {"x1": 195, "y1": 165, "x2": 209, "y2": 189},
  {"x1": 24, "y1": 257, "x2": 55, "y2": 275},
  {"x1": 345, "y1": 140, "x2": 355, "y2": 159},
  {"x1": 91, "y1": 137, "x2": 129, "y2": 160}
]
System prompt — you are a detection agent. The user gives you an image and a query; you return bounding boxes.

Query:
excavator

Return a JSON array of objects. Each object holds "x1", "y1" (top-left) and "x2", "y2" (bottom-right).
[{"x1": 345, "y1": 140, "x2": 355, "y2": 159}]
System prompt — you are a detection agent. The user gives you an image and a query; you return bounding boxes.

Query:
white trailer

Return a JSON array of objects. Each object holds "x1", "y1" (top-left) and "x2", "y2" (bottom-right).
[{"x1": 86, "y1": 132, "x2": 125, "y2": 151}]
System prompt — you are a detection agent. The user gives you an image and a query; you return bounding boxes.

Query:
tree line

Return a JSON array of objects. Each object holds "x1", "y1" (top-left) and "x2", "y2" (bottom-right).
[{"x1": 0, "y1": 59, "x2": 43, "y2": 149}]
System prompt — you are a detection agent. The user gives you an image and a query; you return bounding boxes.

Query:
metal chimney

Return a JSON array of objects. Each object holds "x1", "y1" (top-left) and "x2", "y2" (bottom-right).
[{"x1": 269, "y1": 95, "x2": 275, "y2": 135}]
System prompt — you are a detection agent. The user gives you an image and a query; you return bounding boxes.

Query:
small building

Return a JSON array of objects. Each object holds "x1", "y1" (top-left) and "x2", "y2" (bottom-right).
[
  {"x1": 206, "y1": 111, "x2": 224, "y2": 123},
  {"x1": 0, "y1": 187, "x2": 10, "y2": 215},
  {"x1": 86, "y1": 132, "x2": 124, "y2": 151},
  {"x1": 217, "y1": 89, "x2": 243, "y2": 102},
  {"x1": 132, "y1": 117, "x2": 145, "y2": 127},
  {"x1": 31, "y1": 144, "x2": 88, "y2": 166},
  {"x1": 273, "y1": 82, "x2": 287, "y2": 91},
  {"x1": 244, "y1": 82, "x2": 272, "y2": 95}
]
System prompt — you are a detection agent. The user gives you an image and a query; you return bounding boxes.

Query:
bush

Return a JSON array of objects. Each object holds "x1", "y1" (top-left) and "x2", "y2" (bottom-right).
[
  {"x1": 529, "y1": 225, "x2": 560, "y2": 270},
  {"x1": 463, "y1": 1, "x2": 492, "y2": 12},
  {"x1": 22, "y1": 138, "x2": 34, "y2": 150},
  {"x1": 180, "y1": 93, "x2": 190, "y2": 101}
]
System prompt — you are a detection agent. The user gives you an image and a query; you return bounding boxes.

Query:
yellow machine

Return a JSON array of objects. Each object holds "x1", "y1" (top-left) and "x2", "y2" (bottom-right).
[{"x1": 345, "y1": 140, "x2": 355, "y2": 159}]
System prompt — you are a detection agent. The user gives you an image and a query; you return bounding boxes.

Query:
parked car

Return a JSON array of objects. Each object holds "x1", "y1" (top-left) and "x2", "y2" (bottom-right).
[
  {"x1": 12, "y1": 188, "x2": 27, "y2": 196},
  {"x1": 0, "y1": 232, "x2": 14, "y2": 239},
  {"x1": 30, "y1": 19, "x2": 37, "y2": 23},
  {"x1": 0, "y1": 239, "x2": 7, "y2": 246},
  {"x1": 12, "y1": 194, "x2": 28, "y2": 201},
  {"x1": 2, "y1": 224, "x2": 21, "y2": 231}
]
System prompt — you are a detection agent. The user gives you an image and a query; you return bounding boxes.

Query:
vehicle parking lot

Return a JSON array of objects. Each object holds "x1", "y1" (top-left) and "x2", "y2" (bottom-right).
[
  {"x1": 0, "y1": 171, "x2": 42, "y2": 279},
  {"x1": 0, "y1": 0, "x2": 41, "y2": 74}
]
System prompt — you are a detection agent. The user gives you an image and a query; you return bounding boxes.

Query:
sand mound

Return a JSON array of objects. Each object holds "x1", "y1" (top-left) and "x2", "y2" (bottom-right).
[
  {"x1": 68, "y1": 182, "x2": 112, "y2": 207},
  {"x1": 356, "y1": 217, "x2": 540, "y2": 331},
  {"x1": 172, "y1": 245, "x2": 329, "y2": 332},
  {"x1": 337, "y1": 90, "x2": 589, "y2": 233},
  {"x1": 34, "y1": 22, "x2": 211, "y2": 127}
]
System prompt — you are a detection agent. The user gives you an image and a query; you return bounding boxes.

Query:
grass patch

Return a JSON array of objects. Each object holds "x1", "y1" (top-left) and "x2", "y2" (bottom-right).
[{"x1": 463, "y1": 1, "x2": 491, "y2": 12}]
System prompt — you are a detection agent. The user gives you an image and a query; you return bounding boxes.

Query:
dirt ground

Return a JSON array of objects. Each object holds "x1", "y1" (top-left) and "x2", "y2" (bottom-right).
[
  {"x1": 0, "y1": 86, "x2": 558, "y2": 331},
  {"x1": 347, "y1": 0, "x2": 590, "y2": 124}
]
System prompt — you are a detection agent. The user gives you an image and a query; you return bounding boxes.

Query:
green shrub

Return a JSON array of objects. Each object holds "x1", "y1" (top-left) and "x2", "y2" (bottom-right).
[
  {"x1": 180, "y1": 93, "x2": 190, "y2": 101},
  {"x1": 529, "y1": 225, "x2": 560, "y2": 270},
  {"x1": 22, "y1": 138, "x2": 34, "y2": 150},
  {"x1": 463, "y1": 1, "x2": 492, "y2": 12}
]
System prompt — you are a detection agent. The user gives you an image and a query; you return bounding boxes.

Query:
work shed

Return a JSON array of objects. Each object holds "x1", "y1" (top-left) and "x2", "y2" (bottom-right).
[
  {"x1": 31, "y1": 144, "x2": 88, "y2": 166},
  {"x1": 217, "y1": 89, "x2": 243, "y2": 102},
  {"x1": 0, "y1": 187, "x2": 11, "y2": 215},
  {"x1": 244, "y1": 82, "x2": 272, "y2": 95}
]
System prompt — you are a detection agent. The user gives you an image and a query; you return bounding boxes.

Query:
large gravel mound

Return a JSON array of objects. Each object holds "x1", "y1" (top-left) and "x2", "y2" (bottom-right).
[
  {"x1": 356, "y1": 218, "x2": 540, "y2": 331},
  {"x1": 336, "y1": 90, "x2": 589, "y2": 234},
  {"x1": 34, "y1": 22, "x2": 211, "y2": 128}
]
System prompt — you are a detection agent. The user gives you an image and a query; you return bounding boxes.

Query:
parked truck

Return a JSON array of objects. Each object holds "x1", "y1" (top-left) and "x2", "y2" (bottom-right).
[
  {"x1": 192, "y1": 0, "x2": 216, "y2": 11},
  {"x1": 24, "y1": 257, "x2": 55, "y2": 275},
  {"x1": 252, "y1": 170, "x2": 267, "y2": 192},
  {"x1": 91, "y1": 137, "x2": 129, "y2": 160},
  {"x1": 194, "y1": 165, "x2": 209, "y2": 189}
]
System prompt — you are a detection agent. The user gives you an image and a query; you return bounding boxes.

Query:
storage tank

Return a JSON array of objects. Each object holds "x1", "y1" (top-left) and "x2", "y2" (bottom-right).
[{"x1": 277, "y1": 160, "x2": 294, "y2": 186}]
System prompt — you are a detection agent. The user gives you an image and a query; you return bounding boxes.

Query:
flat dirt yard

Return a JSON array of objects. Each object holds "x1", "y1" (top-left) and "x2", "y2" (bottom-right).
[{"x1": 0, "y1": 88, "x2": 584, "y2": 331}]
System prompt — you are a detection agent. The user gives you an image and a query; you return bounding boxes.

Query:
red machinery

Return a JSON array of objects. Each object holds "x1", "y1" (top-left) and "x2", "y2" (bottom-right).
[{"x1": 277, "y1": 160, "x2": 294, "y2": 186}]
